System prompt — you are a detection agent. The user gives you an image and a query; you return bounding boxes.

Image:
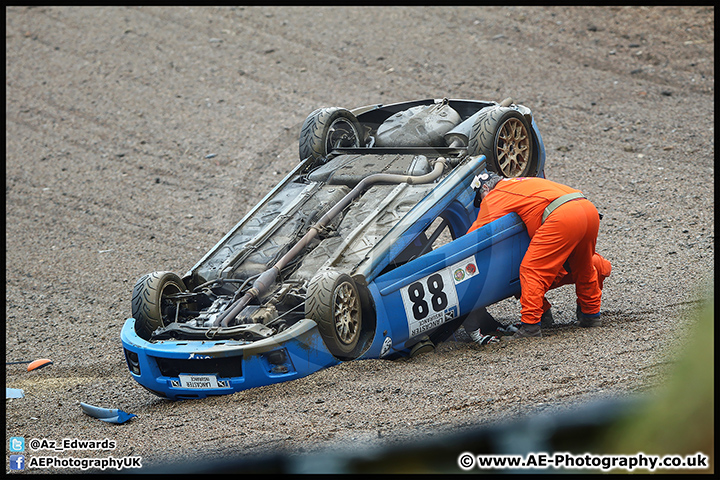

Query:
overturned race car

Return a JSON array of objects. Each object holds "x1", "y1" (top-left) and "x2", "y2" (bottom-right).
[{"x1": 121, "y1": 97, "x2": 546, "y2": 399}]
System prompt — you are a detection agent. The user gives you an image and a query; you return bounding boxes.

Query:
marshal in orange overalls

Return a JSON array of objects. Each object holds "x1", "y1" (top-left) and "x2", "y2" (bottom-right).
[{"x1": 468, "y1": 177, "x2": 610, "y2": 325}]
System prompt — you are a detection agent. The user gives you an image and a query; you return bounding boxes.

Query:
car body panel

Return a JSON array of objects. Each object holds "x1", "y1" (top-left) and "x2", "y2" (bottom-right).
[
  {"x1": 122, "y1": 318, "x2": 340, "y2": 400},
  {"x1": 365, "y1": 213, "x2": 528, "y2": 357}
]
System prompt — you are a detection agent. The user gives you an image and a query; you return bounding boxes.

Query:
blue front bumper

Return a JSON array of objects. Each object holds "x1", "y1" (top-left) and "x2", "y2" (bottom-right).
[{"x1": 121, "y1": 318, "x2": 340, "y2": 400}]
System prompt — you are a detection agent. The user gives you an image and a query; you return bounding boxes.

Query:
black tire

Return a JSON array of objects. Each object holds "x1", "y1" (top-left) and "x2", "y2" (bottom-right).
[
  {"x1": 299, "y1": 107, "x2": 362, "y2": 162},
  {"x1": 305, "y1": 270, "x2": 362, "y2": 359},
  {"x1": 467, "y1": 106, "x2": 534, "y2": 177},
  {"x1": 131, "y1": 271, "x2": 186, "y2": 340}
]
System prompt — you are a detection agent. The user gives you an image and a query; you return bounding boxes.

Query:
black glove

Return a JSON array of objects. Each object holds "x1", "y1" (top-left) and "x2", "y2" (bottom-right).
[
  {"x1": 495, "y1": 324, "x2": 520, "y2": 336},
  {"x1": 473, "y1": 188, "x2": 483, "y2": 208}
]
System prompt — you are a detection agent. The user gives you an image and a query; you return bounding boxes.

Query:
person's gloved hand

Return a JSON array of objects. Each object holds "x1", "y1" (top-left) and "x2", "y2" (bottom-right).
[{"x1": 495, "y1": 323, "x2": 520, "y2": 336}]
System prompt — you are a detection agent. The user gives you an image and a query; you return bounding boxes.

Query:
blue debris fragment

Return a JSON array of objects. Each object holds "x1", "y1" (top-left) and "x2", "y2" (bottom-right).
[
  {"x1": 6, "y1": 387, "x2": 24, "y2": 399},
  {"x1": 80, "y1": 402, "x2": 137, "y2": 424}
]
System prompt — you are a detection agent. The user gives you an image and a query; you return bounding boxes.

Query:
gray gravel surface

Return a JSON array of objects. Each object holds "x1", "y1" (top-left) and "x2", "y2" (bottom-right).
[{"x1": 6, "y1": 6, "x2": 714, "y2": 473}]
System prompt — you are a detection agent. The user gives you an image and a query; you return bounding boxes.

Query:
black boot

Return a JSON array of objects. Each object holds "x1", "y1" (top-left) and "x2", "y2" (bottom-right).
[
  {"x1": 511, "y1": 322, "x2": 542, "y2": 338},
  {"x1": 576, "y1": 305, "x2": 601, "y2": 327},
  {"x1": 541, "y1": 309, "x2": 554, "y2": 328}
]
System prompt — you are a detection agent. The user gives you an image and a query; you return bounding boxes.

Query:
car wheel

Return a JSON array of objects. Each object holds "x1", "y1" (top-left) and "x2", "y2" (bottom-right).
[
  {"x1": 131, "y1": 271, "x2": 186, "y2": 340},
  {"x1": 299, "y1": 107, "x2": 363, "y2": 163},
  {"x1": 305, "y1": 270, "x2": 362, "y2": 359},
  {"x1": 467, "y1": 106, "x2": 534, "y2": 177}
]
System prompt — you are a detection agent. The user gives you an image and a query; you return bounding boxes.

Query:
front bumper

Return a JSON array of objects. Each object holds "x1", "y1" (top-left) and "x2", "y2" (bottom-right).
[{"x1": 121, "y1": 318, "x2": 339, "y2": 400}]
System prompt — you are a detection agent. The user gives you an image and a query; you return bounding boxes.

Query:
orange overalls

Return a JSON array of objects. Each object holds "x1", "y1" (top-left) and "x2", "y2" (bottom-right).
[
  {"x1": 467, "y1": 177, "x2": 609, "y2": 325},
  {"x1": 545, "y1": 251, "x2": 611, "y2": 314}
]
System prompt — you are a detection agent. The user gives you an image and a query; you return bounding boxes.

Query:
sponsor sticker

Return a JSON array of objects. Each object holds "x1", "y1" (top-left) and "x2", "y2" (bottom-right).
[
  {"x1": 449, "y1": 256, "x2": 478, "y2": 285},
  {"x1": 380, "y1": 336, "x2": 393, "y2": 357}
]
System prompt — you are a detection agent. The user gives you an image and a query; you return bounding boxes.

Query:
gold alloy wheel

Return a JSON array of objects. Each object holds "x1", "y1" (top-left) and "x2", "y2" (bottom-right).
[
  {"x1": 496, "y1": 117, "x2": 531, "y2": 177},
  {"x1": 333, "y1": 281, "x2": 360, "y2": 346}
]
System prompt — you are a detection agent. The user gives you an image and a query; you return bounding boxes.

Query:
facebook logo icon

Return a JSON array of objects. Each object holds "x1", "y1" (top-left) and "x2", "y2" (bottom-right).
[{"x1": 10, "y1": 455, "x2": 25, "y2": 471}]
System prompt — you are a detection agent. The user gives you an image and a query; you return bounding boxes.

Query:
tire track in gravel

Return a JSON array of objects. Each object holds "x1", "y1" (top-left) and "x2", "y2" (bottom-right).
[
  {"x1": 8, "y1": 7, "x2": 293, "y2": 178},
  {"x1": 219, "y1": 6, "x2": 516, "y2": 105},
  {"x1": 6, "y1": 8, "x2": 247, "y2": 268},
  {"x1": 135, "y1": 7, "x2": 385, "y2": 117},
  {"x1": 7, "y1": 9, "x2": 247, "y2": 166}
]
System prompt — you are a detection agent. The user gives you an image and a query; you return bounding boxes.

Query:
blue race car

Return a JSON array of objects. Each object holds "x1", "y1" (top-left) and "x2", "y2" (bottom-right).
[{"x1": 121, "y1": 97, "x2": 546, "y2": 399}]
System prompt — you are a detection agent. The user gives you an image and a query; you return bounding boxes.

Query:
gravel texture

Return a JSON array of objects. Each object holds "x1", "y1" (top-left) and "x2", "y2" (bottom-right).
[{"x1": 5, "y1": 6, "x2": 714, "y2": 473}]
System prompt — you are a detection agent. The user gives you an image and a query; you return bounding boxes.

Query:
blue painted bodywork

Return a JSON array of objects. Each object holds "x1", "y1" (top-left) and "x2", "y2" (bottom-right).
[{"x1": 122, "y1": 318, "x2": 340, "y2": 400}]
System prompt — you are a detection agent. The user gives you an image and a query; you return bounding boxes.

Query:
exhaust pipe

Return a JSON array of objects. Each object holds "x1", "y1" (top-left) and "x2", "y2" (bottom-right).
[{"x1": 214, "y1": 157, "x2": 449, "y2": 327}]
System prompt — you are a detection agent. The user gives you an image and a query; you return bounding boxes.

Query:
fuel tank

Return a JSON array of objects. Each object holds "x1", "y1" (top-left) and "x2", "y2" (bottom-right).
[{"x1": 374, "y1": 99, "x2": 461, "y2": 147}]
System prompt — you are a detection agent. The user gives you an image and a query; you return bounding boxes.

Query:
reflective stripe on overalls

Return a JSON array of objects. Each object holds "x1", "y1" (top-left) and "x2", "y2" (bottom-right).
[{"x1": 542, "y1": 192, "x2": 587, "y2": 224}]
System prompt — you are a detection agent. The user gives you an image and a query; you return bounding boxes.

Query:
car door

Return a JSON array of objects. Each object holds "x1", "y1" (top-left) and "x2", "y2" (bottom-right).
[{"x1": 369, "y1": 212, "x2": 529, "y2": 352}]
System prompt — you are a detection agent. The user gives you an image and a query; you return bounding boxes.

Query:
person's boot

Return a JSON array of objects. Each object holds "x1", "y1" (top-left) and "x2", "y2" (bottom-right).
[
  {"x1": 540, "y1": 309, "x2": 554, "y2": 328},
  {"x1": 511, "y1": 322, "x2": 542, "y2": 338},
  {"x1": 576, "y1": 305, "x2": 601, "y2": 327},
  {"x1": 468, "y1": 329, "x2": 500, "y2": 346}
]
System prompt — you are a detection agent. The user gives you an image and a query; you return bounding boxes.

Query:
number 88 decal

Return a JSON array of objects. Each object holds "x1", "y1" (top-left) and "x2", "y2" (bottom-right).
[
  {"x1": 400, "y1": 268, "x2": 460, "y2": 337},
  {"x1": 407, "y1": 274, "x2": 449, "y2": 320}
]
